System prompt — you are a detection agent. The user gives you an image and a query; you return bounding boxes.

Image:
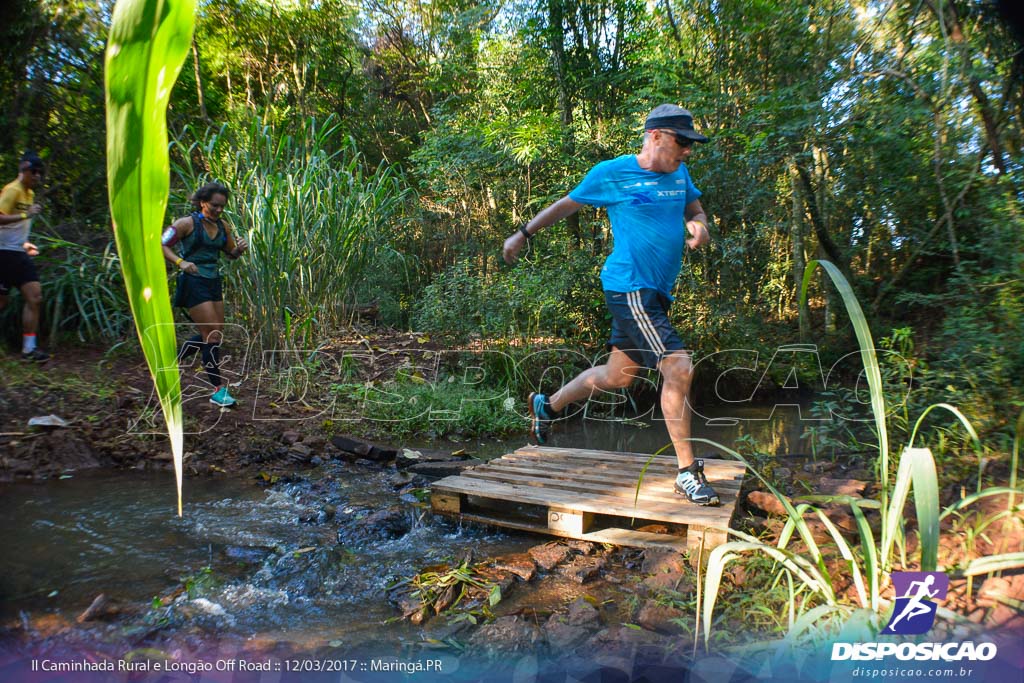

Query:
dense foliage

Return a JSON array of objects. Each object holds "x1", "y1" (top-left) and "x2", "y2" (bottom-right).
[{"x1": 2, "y1": 0, "x2": 1022, "y2": 438}]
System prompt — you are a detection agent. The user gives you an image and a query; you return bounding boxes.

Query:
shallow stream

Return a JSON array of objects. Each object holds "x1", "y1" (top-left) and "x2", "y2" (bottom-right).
[{"x1": 0, "y1": 405, "x2": 809, "y2": 650}]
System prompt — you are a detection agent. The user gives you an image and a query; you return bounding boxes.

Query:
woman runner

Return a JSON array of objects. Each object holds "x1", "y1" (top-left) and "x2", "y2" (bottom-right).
[{"x1": 161, "y1": 182, "x2": 248, "y2": 407}]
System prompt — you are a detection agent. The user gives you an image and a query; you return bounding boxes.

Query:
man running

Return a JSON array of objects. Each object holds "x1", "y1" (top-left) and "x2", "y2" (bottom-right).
[
  {"x1": 0, "y1": 153, "x2": 49, "y2": 362},
  {"x1": 502, "y1": 104, "x2": 718, "y2": 506}
]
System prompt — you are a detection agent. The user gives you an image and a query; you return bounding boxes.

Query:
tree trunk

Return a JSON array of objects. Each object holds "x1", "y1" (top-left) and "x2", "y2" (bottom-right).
[
  {"x1": 790, "y1": 161, "x2": 811, "y2": 341},
  {"x1": 548, "y1": 0, "x2": 581, "y2": 245},
  {"x1": 191, "y1": 36, "x2": 208, "y2": 121}
]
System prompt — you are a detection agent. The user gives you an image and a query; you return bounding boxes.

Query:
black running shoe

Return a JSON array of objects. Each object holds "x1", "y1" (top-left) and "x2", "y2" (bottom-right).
[
  {"x1": 21, "y1": 349, "x2": 50, "y2": 363},
  {"x1": 528, "y1": 392, "x2": 555, "y2": 444},
  {"x1": 674, "y1": 459, "x2": 721, "y2": 506}
]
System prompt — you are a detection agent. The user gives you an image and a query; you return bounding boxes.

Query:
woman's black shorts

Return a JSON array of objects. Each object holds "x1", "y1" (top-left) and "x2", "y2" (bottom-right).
[{"x1": 173, "y1": 274, "x2": 223, "y2": 309}]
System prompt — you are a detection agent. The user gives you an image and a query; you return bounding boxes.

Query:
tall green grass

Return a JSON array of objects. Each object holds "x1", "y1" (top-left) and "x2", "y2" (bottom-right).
[
  {"x1": 699, "y1": 260, "x2": 1024, "y2": 650},
  {"x1": 106, "y1": 0, "x2": 195, "y2": 515},
  {"x1": 171, "y1": 116, "x2": 411, "y2": 358}
]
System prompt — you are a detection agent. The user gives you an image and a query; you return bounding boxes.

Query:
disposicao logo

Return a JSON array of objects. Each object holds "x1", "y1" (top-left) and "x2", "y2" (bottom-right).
[
  {"x1": 831, "y1": 571, "x2": 998, "y2": 663},
  {"x1": 882, "y1": 571, "x2": 948, "y2": 635}
]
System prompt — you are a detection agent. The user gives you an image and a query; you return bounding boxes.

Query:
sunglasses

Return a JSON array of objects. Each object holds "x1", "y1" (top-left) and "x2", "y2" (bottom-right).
[{"x1": 664, "y1": 131, "x2": 694, "y2": 148}]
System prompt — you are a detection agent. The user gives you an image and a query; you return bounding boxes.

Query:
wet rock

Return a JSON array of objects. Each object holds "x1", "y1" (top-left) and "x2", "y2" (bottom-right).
[
  {"x1": 424, "y1": 615, "x2": 474, "y2": 642},
  {"x1": 474, "y1": 566, "x2": 517, "y2": 597},
  {"x1": 528, "y1": 543, "x2": 572, "y2": 571},
  {"x1": 802, "y1": 518, "x2": 837, "y2": 544},
  {"x1": 544, "y1": 619, "x2": 591, "y2": 650},
  {"x1": 268, "y1": 546, "x2": 350, "y2": 595},
  {"x1": 747, "y1": 490, "x2": 790, "y2": 516},
  {"x1": 641, "y1": 549, "x2": 687, "y2": 576},
  {"x1": 336, "y1": 506, "x2": 411, "y2": 545},
  {"x1": 433, "y1": 584, "x2": 460, "y2": 615},
  {"x1": 636, "y1": 600, "x2": 687, "y2": 635},
  {"x1": 821, "y1": 505, "x2": 858, "y2": 535},
  {"x1": 282, "y1": 430, "x2": 301, "y2": 445},
  {"x1": 303, "y1": 435, "x2": 326, "y2": 449},
  {"x1": 978, "y1": 574, "x2": 1024, "y2": 629},
  {"x1": 176, "y1": 598, "x2": 236, "y2": 628},
  {"x1": 407, "y1": 460, "x2": 483, "y2": 479},
  {"x1": 468, "y1": 616, "x2": 542, "y2": 655},
  {"x1": 492, "y1": 553, "x2": 537, "y2": 582},
  {"x1": 810, "y1": 477, "x2": 869, "y2": 497},
  {"x1": 565, "y1": 597, "x2": 601, "y2": 628},
  {"x1": 387, "y1": 586, "x2": 427, "y2": 622},
  {"x1": 803, "y1": 461, "x2": 836, "y2": 474},
  {"x1": 331, "y1": 434, "x2": 372, "y2": 456},
  {"x1": 76, "y1": 594, "x2": 110, "y2": 623},
  {"x1": 395, "y1": 448, "x2": 460, "y2": 469},
  {"x1": 584, "y1": 625, "x2": 678, "y2": 663},
  {"x1": 288, "y1": 443, "x2": 313, "y2": 463},
  {"x1": 565, "y1": 540, "x2": 597, "y2": 555},
  {"x1": 641, "y1": 571, "x2": 692, "y2": 595},
  {"x1": 559, "y1": 556, "x2": 605, "y2": 584},
  {"x1": 389, "y1": 471, "x2": 416, "y2": 489},
  {"x1": 222, "y1": 545, "x2": 270, "y2": 564},
  {"x1": 773, "y1": 467, "x2": 793, "y2": 480},
  {"x1": 330, "y1": 435, "x2": 397, "y2": 462}
]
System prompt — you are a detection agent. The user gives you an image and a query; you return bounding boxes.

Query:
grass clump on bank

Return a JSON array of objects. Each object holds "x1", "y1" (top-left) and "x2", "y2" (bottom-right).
[{"x1": 331, "y1": 375, "x2": 522, "y2": 440}]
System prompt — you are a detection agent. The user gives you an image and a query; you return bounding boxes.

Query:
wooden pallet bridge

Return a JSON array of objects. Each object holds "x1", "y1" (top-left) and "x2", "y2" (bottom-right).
[{"x1": 430, "y1": 446, "x2": 746, "y2": 563}]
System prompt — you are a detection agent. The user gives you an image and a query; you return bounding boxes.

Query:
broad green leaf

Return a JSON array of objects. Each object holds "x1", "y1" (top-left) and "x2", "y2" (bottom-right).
[
  {"x1": 881, "y1": 447, "x2": 940, "y2": 572},
  {"x1": 954, "y1": 552, "x2": 1024, "y2": 577},
  {"x1": 801, "y1": 260, "x2": 889, "y2": 510},
  {"x1": 105, "y1": 0, "x2": 196, "y2": 515}
]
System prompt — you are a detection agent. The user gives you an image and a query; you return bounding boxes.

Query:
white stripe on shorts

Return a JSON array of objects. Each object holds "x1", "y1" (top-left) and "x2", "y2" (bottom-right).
[{"x1": 626, "y1": 290, "x2": 666, "y2": 357}]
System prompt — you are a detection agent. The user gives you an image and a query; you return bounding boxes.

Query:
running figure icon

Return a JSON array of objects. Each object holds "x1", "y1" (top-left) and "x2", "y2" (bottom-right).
[
  {"x1": 882, "y1": 571, "x2": 948, "y2": 635},
  {"x1": 887, "y1": 575, "x2": 938, "y2": 630}
]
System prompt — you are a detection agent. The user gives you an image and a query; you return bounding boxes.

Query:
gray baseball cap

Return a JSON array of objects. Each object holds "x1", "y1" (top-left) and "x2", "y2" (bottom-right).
[{"x1": 644, "y1": 104, "x2": 709, "y2": 143}]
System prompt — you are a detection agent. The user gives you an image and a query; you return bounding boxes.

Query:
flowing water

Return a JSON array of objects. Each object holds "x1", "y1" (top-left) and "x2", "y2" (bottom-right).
[{"x1": 0, "y1": 404, "x2": 809, "y2": 650}]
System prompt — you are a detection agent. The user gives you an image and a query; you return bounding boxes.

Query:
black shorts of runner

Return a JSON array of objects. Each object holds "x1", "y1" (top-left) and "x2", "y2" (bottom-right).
[
  {"x1": 0, "y1": 250, "x2": 40, "y2": 296},
  {"x1": 173, "y1": 273, "x2": 223, "y2": 309},
  {"x1": 604, "y1": 289, "x2": 686, "y2": 369}
]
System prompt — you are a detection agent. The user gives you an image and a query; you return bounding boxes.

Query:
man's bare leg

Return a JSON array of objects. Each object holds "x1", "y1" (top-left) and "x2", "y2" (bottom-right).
[
  {"x1": 548, "y1": 347, "x2": 643, "y2": 412},
  {"x1": 661, "y1": 350, "x2": 719, "y2": 505},
  {"x1": 659, "y1": 350, "x2": 695, "y2": 469}
]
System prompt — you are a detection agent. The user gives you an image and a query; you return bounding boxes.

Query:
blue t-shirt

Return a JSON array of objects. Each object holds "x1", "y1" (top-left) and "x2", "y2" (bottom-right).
[{"x1": 569, "y1": 154, "x2": 701, "y2": 298}]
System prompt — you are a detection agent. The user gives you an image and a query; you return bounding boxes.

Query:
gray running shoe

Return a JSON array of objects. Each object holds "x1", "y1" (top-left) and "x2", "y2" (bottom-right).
[{"x1": 674, "y1": 459, "x2": 721, "y2": 506}]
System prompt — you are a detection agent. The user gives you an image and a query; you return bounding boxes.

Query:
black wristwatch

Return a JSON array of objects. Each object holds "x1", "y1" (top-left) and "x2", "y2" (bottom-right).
[{"x1": 518, "y1": 225, "x2": 533, "y2": 241}]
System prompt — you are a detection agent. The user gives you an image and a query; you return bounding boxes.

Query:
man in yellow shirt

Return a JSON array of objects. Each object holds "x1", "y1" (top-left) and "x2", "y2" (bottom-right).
[{"x1": 0, "y1": 153, "x2": 48, "y2": 362}]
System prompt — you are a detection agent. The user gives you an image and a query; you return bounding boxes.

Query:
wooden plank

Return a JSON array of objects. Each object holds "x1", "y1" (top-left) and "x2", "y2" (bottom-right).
[
  {"x1": 515, "y1": 446, "x2": 746, "y2": 475},
  {"x1": 445, "y1": 511, "x2": 690, "y2": 553},
  {"x1": 494, "y1": 454, "x2": 741, "y2": 479},
  {"x1": 459, "y1": 469, "x2": 739, "y2": 506},
  {"x1": 431, "y1": 491, "x2": 462, "y2": 514},
  {"x1": 547, "y1": 507, "x2": 593, "y2": 534},
  {"x1": 489, "y1": 456, "x2": 744, "y2": 485},
  {"x1": 431, "y1": 446, "x2": 746, "y2": 557},
  {"x1": 687, "y1": 524, "x2": 731, "y2": 569},
  {"x1": 509, "y1": 448, "x2": 746, "y2": 480},
  {"x1": 433, "y1": 475, "x2": 737, "y2": 526},
  {"x1": 584, "y1": 527, "x2": 688, "y2": 552},
  {"x1": 470, "y1": 461, "x2": 744, "y2": 494},
  {"x1": 494, "y1": 454, "x2": 682, "y2": 476}
]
